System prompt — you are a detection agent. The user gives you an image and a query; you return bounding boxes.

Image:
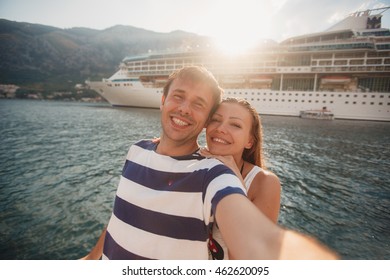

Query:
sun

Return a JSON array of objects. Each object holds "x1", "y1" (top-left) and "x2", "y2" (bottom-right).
[
  {"x1": 211, "y1": 33, "x2": 262, "y2": 55},
  {"x1": 206, "y1": 1, "x2": 274, "y2": 55}
]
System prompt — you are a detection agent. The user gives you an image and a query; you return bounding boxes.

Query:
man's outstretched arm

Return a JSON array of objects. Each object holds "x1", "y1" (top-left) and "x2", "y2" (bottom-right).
[
  {"x1": 80, "y1": 226, "x2": 106, "y2": 260},
  {"x1": 216, "y1": 194, "x2": 338, "y2": 260}
]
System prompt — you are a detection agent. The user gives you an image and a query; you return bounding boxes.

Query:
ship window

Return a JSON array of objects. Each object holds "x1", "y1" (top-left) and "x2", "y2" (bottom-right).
[
  {"x1": 362, "y1": 102, "x2": 366, "y2": 105},
  {"x1": 319, "y1": 61, "x2": 332, "y2": 65},
  {"x1": 301, "y1": 100, "x2": 305, "y2": 102},
  {"x1": 339, "y1": 94, "x2": 342, "y2": 97},
  {"x1": 379, "y1": 102, "x2": 383, "y2": 105},
  {"x1": 346, "y1": 95, "x2": 349, "y2": 97},
  {"x1": 350, "y1": 59, "x2": 364, "y2": 65},
  {"x1": 269, "y1": 99, "x2": 272, "y2": 101},
  {"x1": 363, "y1": 95, "x2": 367, "y2": 98},
  {"x1": 345, "y1": 101, "x2": 349, "y2": 104},
  {"x1": 370, "y1": 102, "x2": 374, "y2": 105},
  {"x1": 323, "y1": 101, "x2": 326, "y2": 103},
  {"x1": 367, "y1": 59, "x2": 382, "y2": 65},
  {"x1": 295, "y1": 100, "x2": 298, "y2": 102},
  {"x1": 288, "y1": 100, "x2": 291, "y2": 102},
  {"x1": 334, "y1": 60, "x2": 347, "y2": 65},
  {"x1": 354, "y1": 95, "x2": 358, "y2": 97},
  {"x1": 308, "y1": 100, "x2": 312, "y2": 103},
  {"x1": 330, "y1": 101, "x2": 333, "y2": 104},
  {"x1": 380, "y1": 95, "x2": 384, "y2": 98},
  {"x1": 353, "y1": 101, "x2": 357, "y2": 104},
  {"x1": 315, "y1": 100, "x2": 319, "y2": 103},
  {"x1": 372, "y1": 95, "x2": 375, "y2": 98}
]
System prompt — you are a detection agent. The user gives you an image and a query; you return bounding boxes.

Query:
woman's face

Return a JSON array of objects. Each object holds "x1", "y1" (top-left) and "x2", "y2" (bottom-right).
[{"x1": 206, "y1": 102, "x2": 253, "y2": 157}]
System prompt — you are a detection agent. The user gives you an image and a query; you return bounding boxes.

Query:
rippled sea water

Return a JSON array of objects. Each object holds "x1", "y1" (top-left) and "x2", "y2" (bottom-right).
[{"x1": 0, "y1": 99, "x2": 389, "y2": 259}]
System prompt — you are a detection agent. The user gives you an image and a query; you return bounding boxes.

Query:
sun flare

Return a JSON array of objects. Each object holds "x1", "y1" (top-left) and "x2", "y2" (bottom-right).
[
  {"x1": 212, "y1": 34, "x2": 261, "y2": 55},
  {"x1": 206, "y1": 0, "x2": 275, "y2": 55}
]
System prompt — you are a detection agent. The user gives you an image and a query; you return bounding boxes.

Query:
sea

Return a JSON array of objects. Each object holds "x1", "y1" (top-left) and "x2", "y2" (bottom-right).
[{"x1": 0, "y1": 99, "x2": 389, "y2": 260}]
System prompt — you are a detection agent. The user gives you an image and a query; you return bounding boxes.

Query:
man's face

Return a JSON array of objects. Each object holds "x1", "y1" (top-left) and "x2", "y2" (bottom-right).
[{"x1": 160, "y1": 77, "x2": 215, "y2": 146}]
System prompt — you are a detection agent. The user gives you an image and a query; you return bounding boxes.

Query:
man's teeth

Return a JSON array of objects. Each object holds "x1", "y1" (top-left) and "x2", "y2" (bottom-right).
[
  {"x1": 172, "y1": 117, "x2": 189, "y2": 126},
  {"x1": 213, "y1": 138, "x2": 228, "y2": 144}
]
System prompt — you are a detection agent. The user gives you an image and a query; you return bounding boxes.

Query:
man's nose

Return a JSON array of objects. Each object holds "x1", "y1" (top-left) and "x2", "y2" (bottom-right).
[{"x1": 178, "y1": 100, "x2": 191, "y2": 114}]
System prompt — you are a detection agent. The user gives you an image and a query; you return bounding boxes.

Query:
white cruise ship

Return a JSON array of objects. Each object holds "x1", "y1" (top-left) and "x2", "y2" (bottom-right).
[{"x1": 86, "y1": 7, "x2": 390, "y2": 121}]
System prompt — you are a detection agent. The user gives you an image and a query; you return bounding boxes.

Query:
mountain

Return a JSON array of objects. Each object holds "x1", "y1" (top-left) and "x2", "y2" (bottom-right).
[{"x1": 0, "y1": 19, "x2": 210, "y2": 92}]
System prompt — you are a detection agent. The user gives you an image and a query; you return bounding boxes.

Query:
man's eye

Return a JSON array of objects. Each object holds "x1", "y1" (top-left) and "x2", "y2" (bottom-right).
[{"x1": 194, "y1": 102, "x2": 205, "y2": 109}]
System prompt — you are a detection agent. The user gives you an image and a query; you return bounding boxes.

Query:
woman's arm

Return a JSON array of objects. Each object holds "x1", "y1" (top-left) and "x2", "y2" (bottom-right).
[{"x1": 248, "y1": 170, "x2": 281, "y2": 223}]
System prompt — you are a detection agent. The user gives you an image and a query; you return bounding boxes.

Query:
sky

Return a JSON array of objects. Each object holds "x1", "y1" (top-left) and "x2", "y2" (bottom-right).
[{"x1": 1, "y1": 0, "x2": 390, "y2": 53}]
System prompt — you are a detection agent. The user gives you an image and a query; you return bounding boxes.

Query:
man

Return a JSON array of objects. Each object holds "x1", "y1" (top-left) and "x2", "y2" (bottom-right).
[{"x1": 82, "y1": 66, "x2": 338, "y2": 260}]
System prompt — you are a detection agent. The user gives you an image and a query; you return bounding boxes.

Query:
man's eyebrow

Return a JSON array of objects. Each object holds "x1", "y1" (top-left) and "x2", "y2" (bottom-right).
[{"x1": 172, "y1": 88, "x2": 185, "y2": 94}]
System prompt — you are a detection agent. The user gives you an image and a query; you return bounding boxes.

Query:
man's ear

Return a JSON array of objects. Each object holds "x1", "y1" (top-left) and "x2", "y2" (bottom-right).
[
  {"x1": 160, "y1": 95, "x2": 165, "y2": 110},
  {"x1": 204, "y1": 116, "x2": 211, "y2": 128}
]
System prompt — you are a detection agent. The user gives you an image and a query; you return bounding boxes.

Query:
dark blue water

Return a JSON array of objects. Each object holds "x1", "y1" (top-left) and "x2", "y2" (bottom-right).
[{"x1": 0, "y1": 99, "x2": 389, "y2": 260}]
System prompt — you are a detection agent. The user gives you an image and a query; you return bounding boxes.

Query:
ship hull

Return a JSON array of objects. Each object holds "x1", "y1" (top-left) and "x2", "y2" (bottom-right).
[
  {"x1": 87, "y1": 81, "x2": 390, "y2": 121},
  {"x1": 87, "y1": 81, "x2": 161, "y2": 108}
]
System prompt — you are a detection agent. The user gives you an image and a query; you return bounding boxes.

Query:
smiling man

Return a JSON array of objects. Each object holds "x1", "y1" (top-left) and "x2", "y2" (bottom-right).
[{"x1": 82, "y1": 66, "x2": 338, "y2": 260}]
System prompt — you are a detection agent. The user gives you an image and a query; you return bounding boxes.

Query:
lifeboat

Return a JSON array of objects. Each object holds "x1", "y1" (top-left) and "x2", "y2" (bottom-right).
[{"x1": 321, "y1": 76, "x2": 351, "y2": 84}]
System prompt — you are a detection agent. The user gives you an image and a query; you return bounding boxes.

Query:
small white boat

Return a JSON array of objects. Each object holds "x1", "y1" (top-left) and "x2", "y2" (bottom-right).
[{"x1": 300, "y1": 108, "x2": 335, "y2": 120}]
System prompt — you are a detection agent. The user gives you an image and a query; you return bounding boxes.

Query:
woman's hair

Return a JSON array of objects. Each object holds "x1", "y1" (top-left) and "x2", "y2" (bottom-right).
[
  {"x1": 163, "y1": 66, "x2": 223, "y2": 116},
  {"x1": 221, "y1": 97, "x2": 266, "y2": 169}
]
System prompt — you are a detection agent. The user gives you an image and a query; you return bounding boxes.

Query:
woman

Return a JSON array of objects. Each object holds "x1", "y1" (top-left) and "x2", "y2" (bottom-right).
[{"x1": 201, "y1": 97, "x2": 281, "y2": 260}]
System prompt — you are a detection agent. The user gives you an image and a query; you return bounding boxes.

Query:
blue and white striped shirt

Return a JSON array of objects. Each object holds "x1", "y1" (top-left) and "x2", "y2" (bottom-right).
[{"x1": 102, "y1": 140, "x2": 246, "y2": 260}]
